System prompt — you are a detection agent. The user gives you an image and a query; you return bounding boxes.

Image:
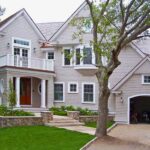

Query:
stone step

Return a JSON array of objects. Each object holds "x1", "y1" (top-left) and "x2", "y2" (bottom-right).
[
  {"x1": 16, "y1": 108, "x2": 48, "y2": 113},
  {"x1": 45, "y1": 122, "x2": 84, "y2": 127},
  {"x1": 50, "y1": 119, "x2": 80, "y2": 123}
]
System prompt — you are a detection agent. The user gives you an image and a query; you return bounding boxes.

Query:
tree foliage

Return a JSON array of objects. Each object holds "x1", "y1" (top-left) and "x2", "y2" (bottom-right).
[
  {"x1": 71, "y1": 0, "x2": 150, "y2": 137},
  {"x1": 8, "y1": 80, "x2": 16, "y2": 110}
]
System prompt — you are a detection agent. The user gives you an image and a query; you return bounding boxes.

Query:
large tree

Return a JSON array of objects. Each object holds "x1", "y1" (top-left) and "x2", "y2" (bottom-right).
[{"x1": 73, "y1": 0, "x2": 150, "y2": 137}]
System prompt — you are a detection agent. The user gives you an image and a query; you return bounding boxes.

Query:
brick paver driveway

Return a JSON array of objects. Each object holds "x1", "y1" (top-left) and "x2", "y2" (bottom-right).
[{"x1": 87, "y1": 124, "x2": 150, "y2": 150}]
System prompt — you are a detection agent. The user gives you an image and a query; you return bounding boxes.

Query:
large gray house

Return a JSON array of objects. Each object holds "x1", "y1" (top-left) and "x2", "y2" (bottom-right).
[{"x1": 0, "y1": 1, "x2": 149, "y2": 124}]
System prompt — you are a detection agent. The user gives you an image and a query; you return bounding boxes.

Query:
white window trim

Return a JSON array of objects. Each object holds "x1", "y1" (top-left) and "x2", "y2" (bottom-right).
[
  {"x1": 62, "y1": 47, "x2": 73, "y2": 66},
  {"x1": 12, "y1": 37, "x2": 32, "y2": 66},
  {"x1": 82, "y1": 82, "x2": 95, "y2": 104},
  {"x1": 54, "y1": 82, "x2": 65, "y2": 102},
  {"x1": 38, "y1": 83, "x2": 41, "y2": 95},
  {"x1": 141, "y1": 75, "x2": 150, "y2": 84},
  {"x1": 68, "y1": 82, "x2": 79, "y2": 94},
  {"x1": 46, "y1": 52, "x2": 55, "y2": 60},
  {"x1": 74, "y1": 44, "x2": 95, "y2": 66},
  {"x1": 12, "y1": 37, "x2": 31, "y2": 50},
  {"x1": 0, "y1": 79, "x2": 4, "y2": 94}
]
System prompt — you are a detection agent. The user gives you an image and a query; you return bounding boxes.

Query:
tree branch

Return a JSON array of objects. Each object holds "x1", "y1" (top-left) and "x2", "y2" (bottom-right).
[
  {"x1": 126, "y1": 10, "x2": 150, "y2": 35},
  {"x1": 122, "y1": 25, "x2": 150, "y2": 47}
]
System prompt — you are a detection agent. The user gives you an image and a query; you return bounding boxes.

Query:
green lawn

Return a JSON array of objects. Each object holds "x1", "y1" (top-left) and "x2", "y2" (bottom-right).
[
  {"x1": 85, "y1": 121, "x2": 114, "y2": 128},
  {"x1": 0, "y1": 126, "x2": 94, "y2": 150}
]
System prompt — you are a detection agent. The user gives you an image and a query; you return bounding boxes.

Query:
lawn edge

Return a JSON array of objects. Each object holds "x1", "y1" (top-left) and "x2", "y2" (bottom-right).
[{"x1": 80, "y1": 123, "x2": 117, "y2": 150}]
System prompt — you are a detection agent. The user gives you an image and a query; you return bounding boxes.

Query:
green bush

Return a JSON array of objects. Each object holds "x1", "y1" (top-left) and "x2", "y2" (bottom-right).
[
  {"x1": 0, "y1": 105, "x2": 34, "y2": 116},
  {"x1": 49, "y1": 106, "x2": 67, "y2": 116},
  {"x1": 49, "y1": 105, "x2": 98, "y2": 116}
]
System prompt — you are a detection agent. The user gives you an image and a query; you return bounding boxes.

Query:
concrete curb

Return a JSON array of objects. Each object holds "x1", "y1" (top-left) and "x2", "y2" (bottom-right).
[
  {"x1": 80, "y1": 137, "x2": 98, "y2": 150},
  {"x1": 107, "y1": 123, "x2": 117, "y2": 133},
  {"x1": 80, "y1": 123, "x2": 117, "y2": 150}
]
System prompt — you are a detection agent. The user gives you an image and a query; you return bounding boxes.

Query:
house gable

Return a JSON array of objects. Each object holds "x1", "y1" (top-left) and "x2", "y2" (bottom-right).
[
  {"x1": 49, "y1": 1, "x2": 89, "y2": 43},
  {"x1": 0, "y1": 9, "x2": 46, "y2": 40},
  {"x1": 0, "y1": 10, "x2": 46, "y2": 58},
  {"x1": 112, "y1": 56, "x2": 150, "y2": 91}
]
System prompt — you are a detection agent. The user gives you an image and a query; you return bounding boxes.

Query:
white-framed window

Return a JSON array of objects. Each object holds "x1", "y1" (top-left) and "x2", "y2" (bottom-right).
[
  {"x1": 82, "y1": 19, "x2": 93, "y2": 33},
  {"x1": 54, "y1": 82, "x2": 65, "y2": 102},
  {"x1": 38, "y1": 83, "x2": 41, "y2": 95},
  {"x1": 47, "y1": 52, "x2": 54, "y2": 60},
  {"x1": 12, "y1": 37, "x2": 31, "y2": 49},
  {"x1": 74, "y1": 44, "x2": 95, "y2": 65},
  {"x1": 68, "y1": 82, "x2": 78, "y2": 93},
  {"x1": 12, "y1": 37, "x2": 31, "y2": 67},
  {"x1": 82, "y1": 83, "x2": 95, "y2": 103},
  {"x1": 0, "y1": 79, "x2": 4, "y2": 94},
  {"x1": 83, "y1": 47, "x2": 92, "y2": 64},
  {"x1": 142, "y1": 75, "x2": 150, "y2": 84},
  {"x1": 62, "y1": 47, "x2": 72, "y2": 66}
]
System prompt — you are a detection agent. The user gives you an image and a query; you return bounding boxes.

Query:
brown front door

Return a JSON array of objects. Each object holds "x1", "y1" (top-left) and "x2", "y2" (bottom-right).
[{"x1": 20, "y1": 78, "x2": 31, "y2": 105}]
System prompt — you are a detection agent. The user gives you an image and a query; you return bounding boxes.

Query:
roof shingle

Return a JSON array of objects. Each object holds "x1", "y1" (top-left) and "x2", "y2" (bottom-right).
[{"x1": 37, "y1": 22, "x2": 64, "y2": 40}]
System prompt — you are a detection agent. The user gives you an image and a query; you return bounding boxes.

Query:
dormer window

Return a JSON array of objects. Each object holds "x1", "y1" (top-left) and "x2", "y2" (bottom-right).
[{"x1": 142, "y1": 75, "x2": 150, "y2": 84}]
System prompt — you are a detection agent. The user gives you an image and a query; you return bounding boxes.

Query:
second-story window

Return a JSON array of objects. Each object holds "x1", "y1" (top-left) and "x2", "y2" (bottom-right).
[
  {"x1": 47, "y1": 52, "x2": 54, "y2": 60},
  {"x1": 83, "y1": 47, "x2": 92, "y2": 64},
  {"x1": 76, "y1": 48, "x2": 81, "y2": 65},
  {"x1": 64, "y1": 49, "x2": 71, "y2": 66}
]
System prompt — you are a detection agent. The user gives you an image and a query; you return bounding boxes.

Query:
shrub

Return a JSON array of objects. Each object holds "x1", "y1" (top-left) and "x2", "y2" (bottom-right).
[
  {"x1": 7, "y1": 79, "x2": 16, "y2": 110},
  {"x1": 0, "y1": 105, "x2": 34, "y2": 116},
  {"x1": 50, "y1": 106, "x2": 67, "y2": 116},
  {"x1": 49, "y1": 105, "x2": 98, "y2": 116}
]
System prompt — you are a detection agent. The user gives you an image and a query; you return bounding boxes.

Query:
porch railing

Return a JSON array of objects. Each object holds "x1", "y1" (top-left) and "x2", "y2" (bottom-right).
[{"x1": 0, "y1": 54, "x2": 54, "y2": 71}]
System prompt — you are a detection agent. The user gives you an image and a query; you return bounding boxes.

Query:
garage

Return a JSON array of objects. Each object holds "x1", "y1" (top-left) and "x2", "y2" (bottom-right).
[{"x1": 130, "y1": 96, "x2": 150, "y2": 124}]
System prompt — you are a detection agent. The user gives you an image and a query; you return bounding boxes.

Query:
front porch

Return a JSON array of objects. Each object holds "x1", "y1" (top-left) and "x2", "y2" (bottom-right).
[
  {"x1": 0, "y1": 66, "x2": 55, "y2": 109},
  {"x1": 14, "y1": 77, "x2": 51, "y2": 109}
]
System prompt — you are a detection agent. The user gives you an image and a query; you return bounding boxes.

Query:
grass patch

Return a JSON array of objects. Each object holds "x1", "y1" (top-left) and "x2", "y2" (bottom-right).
[
  {"x1": 85, "y1": 121, "x2": 114, "y2": 128},
  {"x1": 0, "y1": 126, "x2": 94, "y2": 150}
]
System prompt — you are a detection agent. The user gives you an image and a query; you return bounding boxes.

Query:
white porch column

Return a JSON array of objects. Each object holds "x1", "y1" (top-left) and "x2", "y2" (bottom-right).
[
  {"x1": 41, "y1": 79, "x2": 46, "y2": 108},
  {"x1": 16, "y1": 77, "x2": 20, "y2": 107}
]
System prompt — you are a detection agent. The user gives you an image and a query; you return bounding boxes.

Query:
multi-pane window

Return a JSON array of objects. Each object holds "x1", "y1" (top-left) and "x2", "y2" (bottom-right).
[
  {"x1": 68, "y1": 83, "x2": 78, "y2": 93},
  {"x1": 54, "y1": 83, "x2": 64, "y2": 101},
  {"x1": 14, "y1": 39, "x2": 29, "y2": 46},
  {"x1": 64, "y1": 49, "x2": 71, "y2": 65},
  {"x1": 83, "y1": 47, "x2": 92, "y2": 64},
  {"x1": 14, "y1": 48, "x2": 20, "y2": 55},
  {"x1": 76, "y1": 48, "x2": 80, "y2": 65},
  {"x1": 47, "y1": 52, "x2": 54, "y2": 59},
  {"x1": 22, "y1": 49, "x2": 28, "y2": 57},
  {"x1": 143, "y1": 76, "x2": 150, "y2": 84},
  {"x1": 82, "y1": 21, "x2": 93, "y2": 33},
  {"x1": 83, "y1": 84, "x2": 94, "y2": 103}
]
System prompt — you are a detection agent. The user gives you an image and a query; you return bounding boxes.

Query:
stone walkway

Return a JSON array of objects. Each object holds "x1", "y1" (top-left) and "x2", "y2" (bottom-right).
[
  {"x1": 45, "y1": 115, "x2": 96, "y2": 134},
  {"x1": 59, "y1": 125, "x2": 96, "y2": 135},
  {"x1": 87, "y1": 124, "x2": 150, "y2": 150}
]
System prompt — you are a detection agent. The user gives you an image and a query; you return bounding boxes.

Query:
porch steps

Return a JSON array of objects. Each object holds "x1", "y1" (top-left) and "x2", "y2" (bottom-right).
[
  {"x1": 16, "y1": 107, "x2": 48, "y2": 113},
  {"x1": 45, "y1": 115, "x2": 84, "y2": 127}
]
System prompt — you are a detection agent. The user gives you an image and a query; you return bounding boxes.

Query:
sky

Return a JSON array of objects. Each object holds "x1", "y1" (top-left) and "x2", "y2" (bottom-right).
[{"x1": 0, "y1": 0, "x2": 85, "y2": 23}]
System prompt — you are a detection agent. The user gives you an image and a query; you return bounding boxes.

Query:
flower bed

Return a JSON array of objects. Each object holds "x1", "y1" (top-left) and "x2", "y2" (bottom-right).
[
  {"x1": 0, "y1": 105, "x2": 34, "y2": 116},
  {"x1": 49, "y1": 105, "x2": 98, "y2": 116}
]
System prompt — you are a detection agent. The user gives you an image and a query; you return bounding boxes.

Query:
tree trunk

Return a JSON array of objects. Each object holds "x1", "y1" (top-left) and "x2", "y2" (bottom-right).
[{"x1": 95, "y1": 69, "x2": 110, "y2": 137}]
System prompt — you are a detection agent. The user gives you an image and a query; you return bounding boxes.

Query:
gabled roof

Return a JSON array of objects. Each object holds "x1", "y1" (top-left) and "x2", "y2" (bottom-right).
[
  {"x1": 0, "y1": 8, "x2": 46, "y2": 40},
  {"x1": 112, "y1": 56, "x2": 150, "y2": 91},
  {"x1": 49, "y1": 1, "x2": 87, "y2": 41},
  {"x1": 37, "y1": 22, "x2": 64, "y2": 40}
]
